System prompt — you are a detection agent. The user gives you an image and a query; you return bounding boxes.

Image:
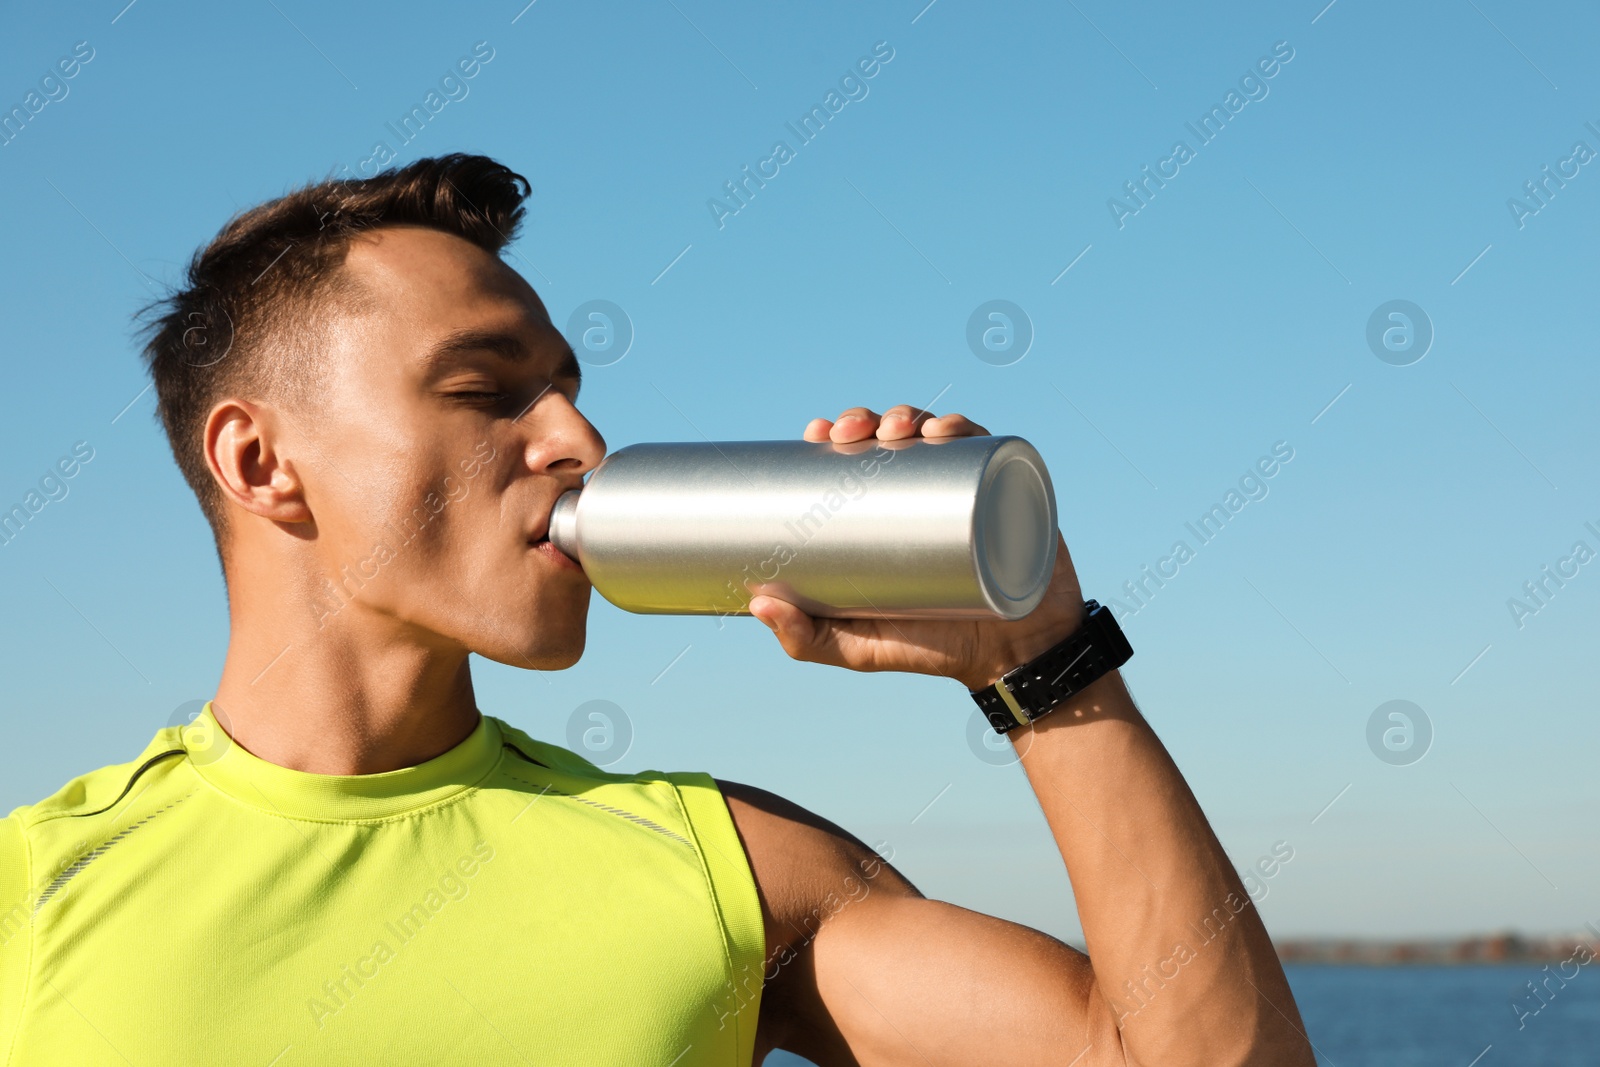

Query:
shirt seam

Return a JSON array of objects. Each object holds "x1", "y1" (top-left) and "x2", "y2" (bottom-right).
[
  {"x1": 664, "y1": 776, "x2": 745, "y2": 1065},
  {"x1": 182, "y1": 752, "x2": 507, "y2": 827},
  {"x1": 10, "y1": 742, "x2": 187, "y2": 830},
  {"x1": 24, "y1": 762, "x2": 184, "y2": 831}
]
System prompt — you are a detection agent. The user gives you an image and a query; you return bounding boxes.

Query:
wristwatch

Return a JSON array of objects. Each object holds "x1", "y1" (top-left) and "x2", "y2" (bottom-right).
[{"x1": 969, "y1": 600, "x2": 1133, "y2": 733}]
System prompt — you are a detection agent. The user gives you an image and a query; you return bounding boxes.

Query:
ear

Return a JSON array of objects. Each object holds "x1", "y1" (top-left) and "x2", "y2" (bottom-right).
[{"x1": 204, "y1": 398, "x2": 313, "y2": 524}]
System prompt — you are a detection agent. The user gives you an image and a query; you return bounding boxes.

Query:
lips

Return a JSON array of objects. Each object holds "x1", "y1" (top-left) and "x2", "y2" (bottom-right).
[
  {"x1": 523, "y1": 496, "x2": 583, "y2": 573},
  {"x1": 527, "y1": 486, "x2": 581, "y2": 549},
  {"x1": 533, "y1": 536, "x2": 583, "y2": 572}
]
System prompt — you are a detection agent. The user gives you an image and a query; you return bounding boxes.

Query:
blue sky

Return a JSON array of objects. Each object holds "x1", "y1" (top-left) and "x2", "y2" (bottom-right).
[{"x1": 1, "y1": 0, "x2": 1596, "y2": 943}]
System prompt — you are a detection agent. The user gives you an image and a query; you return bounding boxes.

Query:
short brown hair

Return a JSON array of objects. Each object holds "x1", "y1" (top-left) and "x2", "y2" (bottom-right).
[{"x1": 136, "y1": 153, "x2": 531, "y2": 551}]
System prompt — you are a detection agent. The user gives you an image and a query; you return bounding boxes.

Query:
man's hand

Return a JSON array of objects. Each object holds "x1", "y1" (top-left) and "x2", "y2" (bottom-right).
[{"x1": 747, "y1": 403, "x2": 1083, "y2": 691}]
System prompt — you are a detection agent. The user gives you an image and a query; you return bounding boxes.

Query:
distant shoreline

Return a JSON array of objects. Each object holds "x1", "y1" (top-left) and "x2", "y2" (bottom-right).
[{"x1": 1275, "y1": 930, "x2": 1598, "y2": 966}]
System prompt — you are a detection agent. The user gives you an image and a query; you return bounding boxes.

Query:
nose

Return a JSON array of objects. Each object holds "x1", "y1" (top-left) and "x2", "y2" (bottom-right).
[{"x1": 521, "y1": 390, "x2": 606, "y2": 481}]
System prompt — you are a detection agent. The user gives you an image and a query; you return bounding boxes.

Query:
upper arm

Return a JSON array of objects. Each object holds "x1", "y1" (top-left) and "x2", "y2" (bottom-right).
[{"x1": 716, "y1": 780, "x2": 1124, "y2": 1067}]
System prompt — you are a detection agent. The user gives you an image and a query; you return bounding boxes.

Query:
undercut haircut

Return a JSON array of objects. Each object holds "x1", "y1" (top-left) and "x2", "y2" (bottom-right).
[{"x1": 135, "y1": 152, "x2": 531, "y2": 559}]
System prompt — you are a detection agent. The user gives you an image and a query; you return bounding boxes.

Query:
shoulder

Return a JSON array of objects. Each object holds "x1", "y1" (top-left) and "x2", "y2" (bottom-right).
[
  {"x1": 492, "y1": 718, "x2": 701, "y2": 806},
  {"x1": 492, "y1": 718, "x2": 615, "y2": 779},
  {"x1": 490, "y1": 718, "x2": 745, "y2": 856},
  {"x1": 712, "y1": 779, "x2": 920, "y2": 919},
  {"x1": 3, "y1": 727, "x2": 190, "y2": 949},
  {"x1": 5, "y1": 725, "x2": 189, "y2": 832},
  {"x1": 711, "y1": 778, "x2": 922, "y2": 1058},
  {"x1": 490, "y1": 718, "x2": 926, "y2": 952},
  {"x1": 493, "y1": 717, "x2": 738, "y2": 813}
]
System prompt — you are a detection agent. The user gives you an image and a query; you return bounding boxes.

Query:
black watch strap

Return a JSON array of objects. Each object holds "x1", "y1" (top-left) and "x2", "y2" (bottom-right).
[{"x1": 969, "y1": 600, "x2": 1133, "y2": 733}]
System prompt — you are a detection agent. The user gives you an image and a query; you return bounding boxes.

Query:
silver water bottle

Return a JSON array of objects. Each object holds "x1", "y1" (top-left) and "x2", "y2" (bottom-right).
[{"x1": 547, "y1": 435, "x2": 1058, "y2": 620}]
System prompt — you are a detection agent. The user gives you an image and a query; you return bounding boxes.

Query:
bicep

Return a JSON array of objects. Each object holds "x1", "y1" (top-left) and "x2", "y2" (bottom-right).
[
  {"x1": 803, "y1": 893, "x2": 1123, "y2": 1067},
  {"x1": 714, "y1": 779, "x2": 1125, "y2": 1066}
]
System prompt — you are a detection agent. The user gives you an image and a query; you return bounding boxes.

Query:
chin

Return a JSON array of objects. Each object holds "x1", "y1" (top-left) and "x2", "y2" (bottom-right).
[
  {"x1": 478, "y1": 605, "x2": 589, "y2": 671},
  {"x1": 474, "y1": 634, "x2": 585, "y2": 672},
  {"x1": 439, "y1": 571, "x2": 589, "y2": 668}
]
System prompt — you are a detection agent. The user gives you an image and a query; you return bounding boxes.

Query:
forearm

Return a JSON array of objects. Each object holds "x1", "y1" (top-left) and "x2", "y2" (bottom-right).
[{"x1": 1012, "y1": 669, "x2": 1314, "y2": 1065}]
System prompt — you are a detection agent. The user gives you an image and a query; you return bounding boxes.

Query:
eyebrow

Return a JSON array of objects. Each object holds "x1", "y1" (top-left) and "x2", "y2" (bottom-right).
[{"x1": 420, "y1": 327, "x2": 582, "y2": 393}]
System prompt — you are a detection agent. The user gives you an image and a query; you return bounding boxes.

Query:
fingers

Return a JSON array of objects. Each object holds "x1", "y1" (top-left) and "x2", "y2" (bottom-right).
[
  {"x1": 829, "y1": 407, "x2": 882, "y2": 443},
  {"x1": 802, "y1": 405, "x2": 988, "y2": 443},
  {"x1": 878, "y1": 403, "x2": 933, "y2": 440},
  {"x1": 749, "y1": 595, "x2": 949, "y2": 679},
  {"x1": 921, "y1": 412, "x2": 990, "y2": 437}
]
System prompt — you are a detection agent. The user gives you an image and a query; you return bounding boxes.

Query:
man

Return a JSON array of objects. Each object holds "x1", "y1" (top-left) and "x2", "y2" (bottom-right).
[{"x1": 0, "y1": 154, "x2": 1314, "y2": 1065}]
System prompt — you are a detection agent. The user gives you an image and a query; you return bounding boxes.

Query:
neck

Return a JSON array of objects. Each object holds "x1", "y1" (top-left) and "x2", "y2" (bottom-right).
[{"x1": 212, "y1": 586, "x2": 481, "y2": 776}]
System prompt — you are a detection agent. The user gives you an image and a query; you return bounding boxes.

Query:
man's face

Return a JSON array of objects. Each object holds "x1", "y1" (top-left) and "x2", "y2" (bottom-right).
[{"x1": 291, "y1": 224, "x2": 605, "y2": 669}]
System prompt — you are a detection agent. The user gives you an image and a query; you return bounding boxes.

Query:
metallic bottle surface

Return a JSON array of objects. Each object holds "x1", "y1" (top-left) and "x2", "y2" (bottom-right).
[{"x1": 548, "y1": 435, "x2": 1058, "y2": 620}]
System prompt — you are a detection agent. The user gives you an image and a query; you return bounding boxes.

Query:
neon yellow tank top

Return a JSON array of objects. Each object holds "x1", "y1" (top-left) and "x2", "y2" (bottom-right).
[{"x1": 0, "y1": 703, "x2": 765, "y2": 1065}]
